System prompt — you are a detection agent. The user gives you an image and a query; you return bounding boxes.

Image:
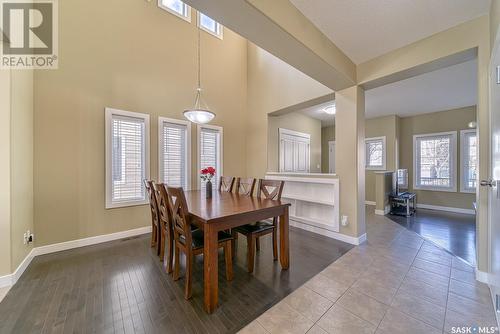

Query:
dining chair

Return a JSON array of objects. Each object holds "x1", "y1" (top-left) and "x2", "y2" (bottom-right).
[
  {"x1": 144, "y1": 180, "x2": 161, "y2": 256},
  {"x1": 231, "y1": 179, "x2": 285, "y2": 273},
  {"x1": 166, "y1": 186, "x2": 234, "y2": 300},
  {"x1": 235, "y1": 177, "x2": 257, "y2": 196},
  {"x1": 219, "y1": 176, "x2": 235, "y2": 192},
  {"x1": 152, "y1": 182, "x2": 174, "y2": 274}
]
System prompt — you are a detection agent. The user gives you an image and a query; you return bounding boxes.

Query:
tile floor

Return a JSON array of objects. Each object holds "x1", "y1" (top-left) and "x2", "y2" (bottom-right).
[{"x1": 239, "y1": 208, "x2": 499, "y2": 334}]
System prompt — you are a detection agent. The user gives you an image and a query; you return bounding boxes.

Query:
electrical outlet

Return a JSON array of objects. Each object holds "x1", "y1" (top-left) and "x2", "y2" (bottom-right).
[
  {"x1": 23, "y1": 232, "x2": 28, "y2": 245},
  {"x1": 341, "y1": 215, "x2": 348, "y2": 226}
]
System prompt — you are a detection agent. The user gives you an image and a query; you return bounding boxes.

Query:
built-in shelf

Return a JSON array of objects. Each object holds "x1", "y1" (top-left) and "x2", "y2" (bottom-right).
[
  {"x1": 266, "y1": 173, "x2": 340, "y2": 237},
  {"x1": 282, "y1": 195, "x2": 334, "y2": 206}
]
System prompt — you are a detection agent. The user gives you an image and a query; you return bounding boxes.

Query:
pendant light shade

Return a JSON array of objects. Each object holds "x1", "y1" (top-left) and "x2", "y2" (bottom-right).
[{"x1": 184, "y1": 29, "x2": 216, "y2": 124}]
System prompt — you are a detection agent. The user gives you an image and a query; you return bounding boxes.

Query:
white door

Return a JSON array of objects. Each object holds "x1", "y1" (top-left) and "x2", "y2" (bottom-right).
[
  {"x1": 329, "y1": 141, "x2": 336, "y2": 173},
  {"x1": 279, "y1": 129, "x2": 311, "y2": 173},
  {"x1": 487, "y1": 51, "x2": 500, "y2": 303}
]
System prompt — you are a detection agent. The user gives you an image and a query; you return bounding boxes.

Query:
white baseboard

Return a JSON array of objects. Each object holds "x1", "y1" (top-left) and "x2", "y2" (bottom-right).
[
  {"x1": 290, "y1": 220, "x2": 366, "y2": 245},
  {"x1": 365, "y1": 201, "x2": 376, "y2": 206},
  {"x1": 0, "y1": 226, "x2": 151, "y2": 289},
  {"x1": 34, "y1": 226, "x2": 152, "y2": 257},
  {"x1": 416, "y1": 203, "x2": 475, "y2": 215},
  {"x1": 375, "y1": 205, "x2": 391, "y2": 216}
]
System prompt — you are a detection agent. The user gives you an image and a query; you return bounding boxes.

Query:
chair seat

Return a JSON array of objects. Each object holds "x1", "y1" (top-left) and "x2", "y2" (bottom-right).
[
  {"x1": 233, "y1": 221, "x2": 275, "y2": 235},
  {"x1": 180, "y1": 229, "x2": 233, "y2": 249}
]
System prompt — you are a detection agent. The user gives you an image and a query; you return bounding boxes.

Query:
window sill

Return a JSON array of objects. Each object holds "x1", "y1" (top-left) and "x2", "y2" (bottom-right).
[
  {"x1": 106, "y1": 200, "x2": 148, "y2": 209},
  {"x1": 366, "y1": 166, "x2": 386, "y2": 171},
  {"x1": 413, "y1": 186, "x2": 457, "y2": 193}
]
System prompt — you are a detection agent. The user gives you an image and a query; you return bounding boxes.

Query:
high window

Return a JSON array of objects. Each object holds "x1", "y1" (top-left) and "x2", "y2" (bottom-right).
[
  {"x1": 460, "y1": 129, "x2": 477, "y2": 193},
  {"x1": 365, "y1": 137, "x2": 386, "y2": 170},
  {"x1": 158, "y1": 117, "x2": 191, "y2": 189},
  {"x1": 105, "y1": 108, "x2": 150, "y2": 208},
  {"x1": 414, "y1": 131, "x2": 457, "y2": 192},
  {"x1": 158, "y1": 0, "x2": 191, "y2": 21},
  {"x1": 198, "y1": 125, "x2": 223, "y2": 189},
  {"x1": 198, "y1": 12, "x2": 223, "y2": 39}
]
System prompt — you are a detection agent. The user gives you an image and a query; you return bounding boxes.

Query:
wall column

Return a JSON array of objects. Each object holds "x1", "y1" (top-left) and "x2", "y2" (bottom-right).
[{"x1": 335, "y1": 86, "x2": 366, "y2": 241}]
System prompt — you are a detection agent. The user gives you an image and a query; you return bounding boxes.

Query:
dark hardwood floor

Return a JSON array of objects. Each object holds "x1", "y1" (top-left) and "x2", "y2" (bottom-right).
[
  {"x1": 0, "y1": 227, "x2": 351, "y2": 334},
  {"x1": 387, "y1": 208, "x2": 476, "y2": 265}
]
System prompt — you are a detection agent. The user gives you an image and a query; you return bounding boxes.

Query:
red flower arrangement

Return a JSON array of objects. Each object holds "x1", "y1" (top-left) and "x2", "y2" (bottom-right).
[{"x1": 200, "y1": 166, "x2": 216, "y2": 182}]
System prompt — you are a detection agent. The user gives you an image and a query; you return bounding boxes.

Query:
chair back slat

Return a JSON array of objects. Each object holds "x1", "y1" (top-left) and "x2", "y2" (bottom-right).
[
  {"x1": 165, "y1": 186, "x2": 192, "y2": 241},
  {"x1": 152, "y1": 183, "x2": 171, "y2": 229},
  {"x1": 219, "y1": 176, "x2": 235, "y2": 192},
  {"x1": 257, "y1": 179, "x2": 285, "y2": 201},
  {"x1": 145, "y1": 180, "x2": 159, "y2": 225},
  {"x1": 235, "y1": 177, "x2": 256, "y2": 197}
]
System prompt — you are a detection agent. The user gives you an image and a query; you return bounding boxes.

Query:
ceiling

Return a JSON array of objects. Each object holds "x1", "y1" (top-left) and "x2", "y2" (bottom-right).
[
  {"x1": 298, "y1": 58, "x2": 477, "y2": 123},
  {"x1": 365, "y1": 59, "x2": 477, "y2": 118},
  {"x1": 290, "y1": 0, "x2": 491, "y2": 64},
  {"x1": 299, "y1": 100, "x2": 336, "y2": 126}
]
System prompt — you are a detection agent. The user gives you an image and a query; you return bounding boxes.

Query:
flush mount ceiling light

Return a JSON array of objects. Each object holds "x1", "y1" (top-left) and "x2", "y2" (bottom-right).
[
  {"x1": 468, "y1": 121, "x2": 477, "y2": 129},
  {"x1": 184, "y1": 29, "x2": 215, "y2": 124},
  {"x1": 323, "y1": 103, "x2": 336, "y2": 115}
]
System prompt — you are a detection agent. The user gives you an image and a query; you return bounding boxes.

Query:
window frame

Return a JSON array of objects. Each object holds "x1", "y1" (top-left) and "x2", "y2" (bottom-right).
[
  {"x1": 460, "y1": 129, "x2": 477, "y2": 193},
  {"x1": 365, "y1": 136, "x2": 386, "y2": 170},
  {"x1": 197, "y1": 12, "x2": 223, "y2": 39},
  {"x1": 158, "y1": 117, "x2": 192, "y2": 190},
  {"x1": 197, "y1": 124, "x2": 223, "y2": 189},
  {"x1": 158, "y1": 0, "x2": 191, "y2": 22},
  {"x1": 105, "y1": 107, "x2": 150, "y2": 209},
  {"x1": 413, "y1": 131, "x2": 457, "y2": 192}
]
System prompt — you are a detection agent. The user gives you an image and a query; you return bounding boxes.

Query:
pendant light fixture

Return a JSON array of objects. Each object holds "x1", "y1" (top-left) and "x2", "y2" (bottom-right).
[{"x1": 183, "y1": 28, "x2": 215, "y2": 124}]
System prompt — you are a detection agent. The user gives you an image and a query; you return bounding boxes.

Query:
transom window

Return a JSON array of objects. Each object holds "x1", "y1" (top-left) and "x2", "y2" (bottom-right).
[
  {"x1": 158, "y1": 0, "x2": 191, "y2": 21},
  {"x1": 414, "y1": 131, "x2": 457, "y2": 192},
  {"x1": 460, "y1": 129, "x2": 477, "y2": 193},
  {"x1": 105, "y1": 108, "x2": 150, "y2": 208},
  {"x1": 159, "y1": 117, "x2": 191, "y2": 189},
  {"x1": 365, "y1": 137, "x2": 386, "y2": 170},
  {"x1": 198, "y1": 12, "x2": 223, "y2": 39}
]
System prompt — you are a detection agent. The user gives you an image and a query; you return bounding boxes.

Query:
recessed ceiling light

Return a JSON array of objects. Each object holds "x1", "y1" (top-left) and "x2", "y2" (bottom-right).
[{"x1": 323, "y1": 103, "x2": 336, "y2": 115}]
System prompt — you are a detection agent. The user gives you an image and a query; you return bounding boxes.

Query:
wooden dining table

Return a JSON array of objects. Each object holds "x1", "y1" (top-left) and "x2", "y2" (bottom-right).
[{"x1": 183, "y1": 190, "x2": 291, "y2": 313}]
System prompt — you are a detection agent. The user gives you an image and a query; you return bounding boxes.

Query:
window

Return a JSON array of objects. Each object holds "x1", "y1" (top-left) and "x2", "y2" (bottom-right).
[
  {"x1": 158, "y1": 117, "x2": 191, "y2": 189},
  {"x1": 279, "y1": 128, "x2": 310, "y2": 173},
  {"x1": 413, "y1": 131, "x2": 457, "y2": 192},
  {"x1": 105, "y1": 108, "x2": 150, "y2": 208},
  {"x1": 365, "y1": 137, "x2": 386, "y2": 170},
  {"x1": 198, "y1": 125, "x2": 223, "y2": 189},
  {"x1": 198, "y1": 12, "x2": 223, "y2": 39},
  {"x1": 158, "y1": 0, "x2": 191, "y2": 22},
  {"x1": 460, "y1": 129, "x2": 477, "y2": 193}
]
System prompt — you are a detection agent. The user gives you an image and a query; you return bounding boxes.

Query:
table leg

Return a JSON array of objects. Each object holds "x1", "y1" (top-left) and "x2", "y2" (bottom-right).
[
  {"x1": 279, "y1": 206, "x2": 290, "y2": 270},
  {"x1": 204, "y1": 224, "x2": 218, "y2": 313}
]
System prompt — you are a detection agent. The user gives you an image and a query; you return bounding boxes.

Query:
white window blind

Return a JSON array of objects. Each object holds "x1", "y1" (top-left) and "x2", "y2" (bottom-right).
[
  {"x1": 414, "y1": 132, "x2": 456, "y2": 192},
  {"x1": 460, "y1": 130, "x2": 477, "y2": 192},
  {"x1": 105, "y1": 108, "x2": 150, "y2": 208},
  {"x1": 365, "y1": 137, "x2": 386, "y2": 170},
  {"x1": 158, "y1": 0, "x2": 191, "y2": 21},
  {"x1": 198, "y1": 12, "x2": 223, "y2": 38},
  {"x1": 199, "y1": 126, "x2": 222, "y2": 189},
  {"x1": 159, "y1": 118, "x2": 190, "y2": 189}
]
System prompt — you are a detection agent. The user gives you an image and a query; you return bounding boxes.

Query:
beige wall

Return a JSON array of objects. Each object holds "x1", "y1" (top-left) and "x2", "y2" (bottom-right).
[
  {"x1": 491, "y1": 0, "x2": 500, "y2": 53},
  {"x1": 33, "y1": 0, "x2": 247, "y2": 246},
  {"x1": 0, "y1": 65, "x2": 12, "y2": 276},
  {"x1": 399, "y1": 107, "x2": 477, "y2": 209},
  {"x1": 365, "y1": 116, "x2": 398, "y2": 202},
  {"x1": 267, "y1": 112, "x2": 322, "y2": 173},
  {"x1": 321, "y1": 125, "x2": 335, "y2": 173},
  {"x1": 10, "y1": 70, "x2": 34, "y2": 271},
  {"x1": 246, "y1": 42, "x2": 332, "y2": 177}
]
